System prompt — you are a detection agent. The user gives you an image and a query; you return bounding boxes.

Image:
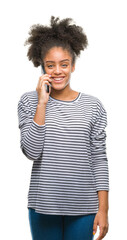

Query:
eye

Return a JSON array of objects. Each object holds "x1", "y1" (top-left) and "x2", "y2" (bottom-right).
[
  {"x1": 48, "y1": 65, "x2": 54, "y2": 68},
  {"x1": 62, "y1": 64, "x2": 68, "y2": 67}
]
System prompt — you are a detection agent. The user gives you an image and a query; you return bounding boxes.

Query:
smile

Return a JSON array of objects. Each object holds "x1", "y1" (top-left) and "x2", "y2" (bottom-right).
[{"x1": 52, "y1": 77, "x2": 65, "y2": 83}]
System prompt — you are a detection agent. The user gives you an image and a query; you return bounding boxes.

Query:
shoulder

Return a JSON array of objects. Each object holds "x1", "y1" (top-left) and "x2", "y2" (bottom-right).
[
  {"x1": 81, "y1": 92, "x2": 107, "y2": 121},
  {"x1": 81, "y1": 92, "x2": 104, "y2": 107},
  {"x1": 19, "y1": 90, "x2": 37, "y2": 102},
  {"x1": 18, "y1": 90, "x2": 38, "y2": 114}
]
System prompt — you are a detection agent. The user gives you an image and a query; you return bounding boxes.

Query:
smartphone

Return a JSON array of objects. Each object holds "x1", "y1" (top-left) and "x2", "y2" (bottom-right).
[{"x1": 41, "y1": 65, "x2": 50, "y2": 93}]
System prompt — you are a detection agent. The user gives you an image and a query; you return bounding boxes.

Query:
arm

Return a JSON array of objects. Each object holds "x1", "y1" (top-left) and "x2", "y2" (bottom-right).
[
  {"x1": 17, "y1": 93, "x2": 46, "y2": 160},
  {"x1": 90, "y1": 99, "x2": 109, "y2": 239},
  {"x1": 98, "y1": 190, "x2": 109, "y2": 213},
  {"x1": 90, "y1": 98, "x2": 109, "y2": 192},
  {"x1": 93, "y1": 190, "x2": 109, "y2": 240}
]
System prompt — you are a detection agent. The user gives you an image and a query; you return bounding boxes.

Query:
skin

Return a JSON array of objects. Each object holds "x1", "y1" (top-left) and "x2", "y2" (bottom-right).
[
  {"x1": 43, "y1": 46, "x2": 78, "y2": 100},
  {"x1": 93, "y1": 191, "x2": 109, "y2": 240},
  {"x1": 36, "y1": 46, "x2": 109, "y2": 239}
]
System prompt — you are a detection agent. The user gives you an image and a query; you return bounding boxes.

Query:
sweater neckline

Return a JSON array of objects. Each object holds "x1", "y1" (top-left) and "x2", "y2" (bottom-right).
[{"x1": 49, "y1": 92, "x2": 81, "y2": 104}]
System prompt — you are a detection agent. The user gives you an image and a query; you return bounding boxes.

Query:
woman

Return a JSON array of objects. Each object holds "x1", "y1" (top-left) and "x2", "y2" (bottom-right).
[{"x1": 17, "y1": 16, "x2": 109, "y2": 240}]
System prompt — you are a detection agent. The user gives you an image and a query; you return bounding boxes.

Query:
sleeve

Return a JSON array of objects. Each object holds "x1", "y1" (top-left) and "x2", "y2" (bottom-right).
[
  {"x1": 90, "y1": 98, "x2": 109, "y2": 192},
  {"x1": 17, "y1": 93, "x2": 46, "y2": 160}
]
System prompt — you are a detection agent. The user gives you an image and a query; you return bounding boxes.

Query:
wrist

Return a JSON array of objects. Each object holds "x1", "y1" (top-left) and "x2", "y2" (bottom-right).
[
  {"x1": 98, "y1": 207, "x2": 108, "y2": 213},
  {"x1": 37, "y1": 102, "x2": 47, "y2": 107}
]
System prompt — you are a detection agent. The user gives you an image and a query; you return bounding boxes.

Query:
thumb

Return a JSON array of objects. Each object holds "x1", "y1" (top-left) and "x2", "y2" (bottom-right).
[{"x1": 93, "y1": 218, "x2": 98, "y2": 236}]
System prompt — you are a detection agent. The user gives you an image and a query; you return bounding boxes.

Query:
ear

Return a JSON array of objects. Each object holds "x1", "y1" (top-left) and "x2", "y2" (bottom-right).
[{"x1": 71, "y1": 64, "x2": 75, "y2": 73}]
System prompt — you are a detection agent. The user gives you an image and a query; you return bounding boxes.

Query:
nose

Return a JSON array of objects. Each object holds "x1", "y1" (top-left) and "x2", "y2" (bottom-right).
[{"x1": 54, "y1": 65, "x2": 62, "y2": 74}]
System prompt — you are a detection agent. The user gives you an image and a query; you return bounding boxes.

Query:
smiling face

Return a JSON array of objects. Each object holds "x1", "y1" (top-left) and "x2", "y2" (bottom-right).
[{"x1": 43, "y1": 46, "x2": 75, "y2": 91}]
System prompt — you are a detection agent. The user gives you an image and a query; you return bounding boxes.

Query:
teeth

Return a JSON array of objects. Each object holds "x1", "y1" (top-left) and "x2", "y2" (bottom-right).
[{"x1": 53, "y1": 78, "x2": 64, "y2": 81}]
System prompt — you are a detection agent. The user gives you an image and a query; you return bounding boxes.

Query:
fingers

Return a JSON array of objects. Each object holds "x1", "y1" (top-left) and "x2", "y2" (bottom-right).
[
  {"x1": 37, "y1": 75, "x2": 52, "y2": 90},
  {"x1": 93, "y1": 214, "x2": 109, "y2": 240},
  {"x1": 96, "y1": 225, "x2": 108, "y2": 240},
  {"x1": 93, "y1": 218, "x2": 97, "y2": 236},
  {"x1": 39, "y1": 75, "x2": 52, "y2": 88}
]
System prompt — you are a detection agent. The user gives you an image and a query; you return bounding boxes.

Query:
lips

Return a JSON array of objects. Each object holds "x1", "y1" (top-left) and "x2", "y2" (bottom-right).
[{"x1": 52, "y1": 77, "x2": 65, "y2": 83}]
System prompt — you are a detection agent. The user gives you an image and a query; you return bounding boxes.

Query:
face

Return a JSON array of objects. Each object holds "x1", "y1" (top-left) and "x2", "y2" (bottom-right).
[{"x1": 43, "y1": 47, "x2": 75, "y2": 90}]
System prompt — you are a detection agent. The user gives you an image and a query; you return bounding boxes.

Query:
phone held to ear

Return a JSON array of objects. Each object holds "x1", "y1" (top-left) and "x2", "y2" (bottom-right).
[{"x1": 41, "y1": 65, "x2": 50, "y2": 93}]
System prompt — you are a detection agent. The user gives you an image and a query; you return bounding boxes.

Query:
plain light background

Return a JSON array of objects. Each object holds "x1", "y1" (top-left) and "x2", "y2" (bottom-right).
[{"x1": 0, "y1": 0, "x2": 126, "y2": 239}]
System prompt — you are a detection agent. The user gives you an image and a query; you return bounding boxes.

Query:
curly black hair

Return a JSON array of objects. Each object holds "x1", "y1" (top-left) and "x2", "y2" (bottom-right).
[{"x1": 24, "y1": 16, "x2": 88, "y2": 67}]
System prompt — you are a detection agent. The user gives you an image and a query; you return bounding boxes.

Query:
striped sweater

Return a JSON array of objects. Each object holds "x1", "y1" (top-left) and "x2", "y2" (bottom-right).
[{"x1": 17, "y1": 90, "x2": 109, "y2": 216}]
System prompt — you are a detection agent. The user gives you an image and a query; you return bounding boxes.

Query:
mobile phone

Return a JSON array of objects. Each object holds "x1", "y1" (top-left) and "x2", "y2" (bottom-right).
[{"x1": 41, "y1": 65, "x2": 50, "y2": 93}]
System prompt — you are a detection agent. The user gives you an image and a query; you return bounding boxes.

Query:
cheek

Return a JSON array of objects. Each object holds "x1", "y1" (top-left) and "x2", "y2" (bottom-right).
[
  {"x1": 46, "y1": 69, "x2": 52, "y2": 73},
  {"x1": 65, "y1": 67, "x2": 72, "y2": 75}
]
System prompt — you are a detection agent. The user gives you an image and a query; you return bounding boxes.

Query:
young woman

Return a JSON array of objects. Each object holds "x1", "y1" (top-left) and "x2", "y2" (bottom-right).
[{"x1": 17, "y1": 16, "x2": 109, "y2": 240}]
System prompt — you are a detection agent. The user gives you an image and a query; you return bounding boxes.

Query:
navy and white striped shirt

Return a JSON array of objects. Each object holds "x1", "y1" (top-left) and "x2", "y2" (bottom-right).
[{"x1": 17, "y1": 90, "x2": 109, "y2": 216}]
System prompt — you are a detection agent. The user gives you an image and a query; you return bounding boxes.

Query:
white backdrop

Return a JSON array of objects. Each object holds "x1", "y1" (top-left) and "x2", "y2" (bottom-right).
[{"x1": 0, "y1": 0, "x2": 126, "y2": 239}]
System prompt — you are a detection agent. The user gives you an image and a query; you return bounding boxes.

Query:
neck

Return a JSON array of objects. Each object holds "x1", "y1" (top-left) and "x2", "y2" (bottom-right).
[{"x1": 50, "y1": 85, "x2": 73, "y2": 100}]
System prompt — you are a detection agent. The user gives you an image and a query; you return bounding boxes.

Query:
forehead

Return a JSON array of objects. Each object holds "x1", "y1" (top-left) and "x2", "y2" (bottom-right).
[{"x1": 44, "y1": 47, "x2": 72, "y2": 62}]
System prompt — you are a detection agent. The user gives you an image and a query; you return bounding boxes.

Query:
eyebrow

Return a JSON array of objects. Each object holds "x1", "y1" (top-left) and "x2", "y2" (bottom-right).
[{"x1": 45, "y1": 59, "x2": 70, "y2": 63}]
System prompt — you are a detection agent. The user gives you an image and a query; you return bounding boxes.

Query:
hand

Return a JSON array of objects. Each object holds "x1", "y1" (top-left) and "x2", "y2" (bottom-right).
[
  {"x1": 93, "y1": 210, "x2": 109, "y2": 240},
  {"x1": 36, "y1": 74, "x2": 52, "y2": 105}
]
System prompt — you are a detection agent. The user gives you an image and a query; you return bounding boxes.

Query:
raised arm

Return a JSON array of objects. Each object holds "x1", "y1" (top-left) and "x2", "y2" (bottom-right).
[{"x1": 17, "y1": 93, "x2": 46, "y2": 160}]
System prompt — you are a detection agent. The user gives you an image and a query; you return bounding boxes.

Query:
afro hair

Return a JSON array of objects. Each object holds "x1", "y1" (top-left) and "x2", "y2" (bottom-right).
[{"x1": 24, "y1": 16, "x2": 88, "y2": 67}]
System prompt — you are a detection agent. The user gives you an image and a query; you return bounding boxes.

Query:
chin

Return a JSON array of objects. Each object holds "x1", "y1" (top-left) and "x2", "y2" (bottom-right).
[{"x1": 52, "y1": 83, "x2": 68, "y2": 90}]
